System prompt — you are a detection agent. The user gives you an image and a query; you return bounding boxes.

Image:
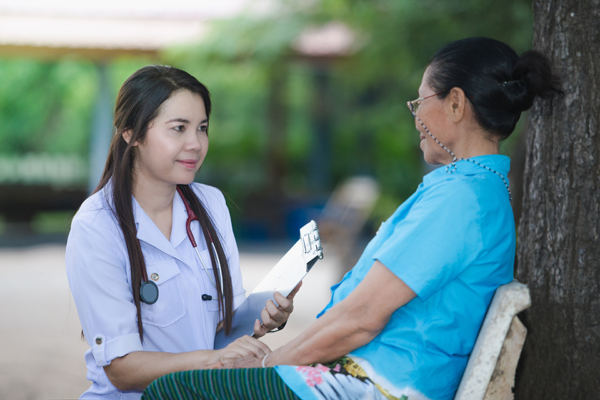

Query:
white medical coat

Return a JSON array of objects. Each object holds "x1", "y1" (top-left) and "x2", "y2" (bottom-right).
[{"x1": 66, "y1": 183, "x2": 246, "y2": 399}]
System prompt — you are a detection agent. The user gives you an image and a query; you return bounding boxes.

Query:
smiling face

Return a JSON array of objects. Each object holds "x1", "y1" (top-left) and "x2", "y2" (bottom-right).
[
  {"x1": 130, "y1": 89, "x2": 209, "y2": 189},
  {"x1": 415, "y1": 67, "x2": 456, "y2": 165}
]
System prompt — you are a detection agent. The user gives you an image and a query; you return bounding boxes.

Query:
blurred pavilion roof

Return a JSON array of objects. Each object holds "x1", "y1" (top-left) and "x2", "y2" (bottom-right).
[
  {"x1": 294, "y1": 22, "x2": 357, "y2": 58},
  {"x1": 0, "y1": 0, "x2": 356, "y2": 60},
  {"x1": 0, "y1": 0, "x2": 275, "y2": 60}
]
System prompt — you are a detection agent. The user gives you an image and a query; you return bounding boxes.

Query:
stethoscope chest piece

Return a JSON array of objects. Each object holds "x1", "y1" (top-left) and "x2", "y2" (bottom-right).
[{"x1": 140, "y1": 280, "x2": 159, "y2": 304}]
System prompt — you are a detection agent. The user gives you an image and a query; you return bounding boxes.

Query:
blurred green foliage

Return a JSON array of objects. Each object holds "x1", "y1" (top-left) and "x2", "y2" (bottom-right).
[
  {"x1": 31, "y1": 210, "x2": 76, "y2": 234},
  {"x1": 0, "y1": 59, "x2": 95, "y2": 155},
  {"x1": 0, "y1": 57, "x2": 155, "y2": 157},
  {"x1": 0, "y1": 0, "x2": 534, "y2": 231}
]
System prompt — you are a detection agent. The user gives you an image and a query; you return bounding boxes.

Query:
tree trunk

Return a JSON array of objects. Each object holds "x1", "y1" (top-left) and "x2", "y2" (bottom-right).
[{"x1": 515, "y1": 0, "x2": 600, "y2": 398}]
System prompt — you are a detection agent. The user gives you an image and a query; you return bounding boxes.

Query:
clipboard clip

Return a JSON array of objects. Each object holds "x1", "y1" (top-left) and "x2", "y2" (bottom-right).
[{"x1": 300, "y1": 220, "x2": 323, "y2": 263}]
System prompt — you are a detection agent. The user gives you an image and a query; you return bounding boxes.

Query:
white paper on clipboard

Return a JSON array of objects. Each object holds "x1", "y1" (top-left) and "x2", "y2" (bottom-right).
[{"x1": 213, "y1": 220, "x2": 323, "y2": 349}]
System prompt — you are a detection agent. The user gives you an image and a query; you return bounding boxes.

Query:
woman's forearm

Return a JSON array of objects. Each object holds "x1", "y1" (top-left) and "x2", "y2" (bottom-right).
[
  {"x1": 105, "y1": 334, "x2": 270, "y2": 391},
  {"x1": 268, "y1": 300, "x2": 387, "y2": 366},
  {"x1": 266, "y1": 261, "x2": 416, "y2": 367},
  {"x1": 104, "y1": 349, "x2": 219, "y2": 391}
]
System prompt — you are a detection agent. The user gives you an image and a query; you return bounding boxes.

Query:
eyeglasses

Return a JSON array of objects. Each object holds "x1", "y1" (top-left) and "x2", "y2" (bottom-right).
[{"x1": 406, "y1": 92, "x2": 443, "y2": 115}]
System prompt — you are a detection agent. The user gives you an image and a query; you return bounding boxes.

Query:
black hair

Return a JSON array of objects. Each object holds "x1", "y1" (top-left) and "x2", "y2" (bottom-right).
[
  {"x1": 428, "y1": 37, "x2": 563, "y2": 139},
  {"x1": 95, "y1": 65, "x2": 234, "y2": 341}
]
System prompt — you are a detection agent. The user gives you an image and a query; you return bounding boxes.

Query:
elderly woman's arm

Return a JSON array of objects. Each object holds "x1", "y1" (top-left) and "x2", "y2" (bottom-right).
[{"x1": 265, "y1": 260, "x2": 415, "y2": 367}]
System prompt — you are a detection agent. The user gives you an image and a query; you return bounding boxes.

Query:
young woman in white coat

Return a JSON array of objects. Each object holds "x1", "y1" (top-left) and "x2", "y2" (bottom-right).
[{"x1": 66, "y1": 65, "x2": 299, "y2": 399}]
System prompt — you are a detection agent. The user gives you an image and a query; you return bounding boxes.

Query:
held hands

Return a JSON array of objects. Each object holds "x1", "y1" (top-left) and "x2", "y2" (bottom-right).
[
  {"x1": 208, "y1": 354, "x2": 265, "y2": 369},
  {"x1": 253, "y1": 282, "x2": 302, "y2": 338},
  {"x1": 206, "y1": 283, "x2": 302, "y2": 370},
  {"x1": 208, "y1": 335, "x2": 271, "y2": 369}
]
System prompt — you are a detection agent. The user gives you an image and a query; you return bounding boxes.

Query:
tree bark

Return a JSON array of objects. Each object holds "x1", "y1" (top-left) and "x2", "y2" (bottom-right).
[{"x1": 515, "y1": 0, "x2": 600, "y2": 398}]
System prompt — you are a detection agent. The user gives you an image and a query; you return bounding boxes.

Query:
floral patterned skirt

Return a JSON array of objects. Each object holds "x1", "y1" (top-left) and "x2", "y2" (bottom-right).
[
  {"x1": 141, "y1": 356, "x2": 410, "y2": 400},
  {"x1": 292, "y1": 357, "x2": 408, "y2": 400}
]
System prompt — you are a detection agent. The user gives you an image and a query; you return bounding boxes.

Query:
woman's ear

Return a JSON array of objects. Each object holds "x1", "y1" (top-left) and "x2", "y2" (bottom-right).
[
  {"x1": 447, "y1": 87, "x2": 467, "y2": 123},
  {"x1": 122, "y1": 130, "x2": 137, "y2": 145}
]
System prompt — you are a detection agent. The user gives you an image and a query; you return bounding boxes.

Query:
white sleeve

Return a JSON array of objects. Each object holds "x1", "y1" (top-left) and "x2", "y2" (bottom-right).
[{"x1": 66, "y1": 211, "x2": 143, "y2": 367}]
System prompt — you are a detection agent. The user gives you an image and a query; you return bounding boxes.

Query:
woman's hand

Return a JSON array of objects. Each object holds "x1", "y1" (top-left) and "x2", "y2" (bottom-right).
[
  {"x1": 212, "y1": 335, "x2": 271, "y2": 366},
  {"x1": 206, "y1": 354, "x2": 264, "y2": 370},
  {"x1": 253, "y1": 282, "x2": 302, "y2": 338}
]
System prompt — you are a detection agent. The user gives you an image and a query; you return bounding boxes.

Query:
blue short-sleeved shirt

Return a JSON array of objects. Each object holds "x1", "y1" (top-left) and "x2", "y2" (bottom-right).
[{"x1": 276, "y1": 155, "x2": 515, "y2": 400}]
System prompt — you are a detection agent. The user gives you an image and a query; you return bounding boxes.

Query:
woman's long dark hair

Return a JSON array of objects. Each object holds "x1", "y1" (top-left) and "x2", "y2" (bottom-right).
[{"x1": 95, "y1": 65, "x2": 233, "y2": 342}]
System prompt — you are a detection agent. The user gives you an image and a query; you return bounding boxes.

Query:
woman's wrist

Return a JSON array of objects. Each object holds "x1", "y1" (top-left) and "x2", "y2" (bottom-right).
[
  {"x1": 205, "y1": 349, "x2": 222, "y2": 367},
  {"x1": 264, "y1": 349, "x2": 281, "y2": 367}
]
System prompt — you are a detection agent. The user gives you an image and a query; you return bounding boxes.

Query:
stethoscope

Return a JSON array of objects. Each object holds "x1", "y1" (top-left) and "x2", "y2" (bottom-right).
[{"x1": 139, "y1": 186, "x2": 223, "y2": 305}]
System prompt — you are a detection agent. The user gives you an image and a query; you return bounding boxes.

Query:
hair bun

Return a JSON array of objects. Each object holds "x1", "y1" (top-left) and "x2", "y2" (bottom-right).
[
  {"x1": 428, "y1": 37, "x2": 563, "y2": 140},
  {"x1": 507, "y1": 50, "x2": 563, "y2": 112}
]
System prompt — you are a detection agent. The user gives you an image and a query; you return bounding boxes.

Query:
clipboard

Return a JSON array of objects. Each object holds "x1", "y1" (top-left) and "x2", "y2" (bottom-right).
[{"x1": 213, "y1": 220, "x2": 323, "y2": 349}]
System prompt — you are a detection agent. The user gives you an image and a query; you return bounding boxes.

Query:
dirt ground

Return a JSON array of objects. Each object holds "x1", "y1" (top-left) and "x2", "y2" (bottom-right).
[{"x1": 0, "y1": 243, "x2": 341, "y2": 400}]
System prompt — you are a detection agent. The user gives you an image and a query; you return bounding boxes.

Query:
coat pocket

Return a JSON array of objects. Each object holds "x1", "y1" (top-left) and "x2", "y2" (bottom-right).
[{"x1": 140, "y1": 260, "x2": 186, "y2": 327}]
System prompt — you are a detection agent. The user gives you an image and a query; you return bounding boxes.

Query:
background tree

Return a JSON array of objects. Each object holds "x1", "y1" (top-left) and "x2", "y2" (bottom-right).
[{"x1": 515, "y1": 0, "x2": 600, "y2": 397}]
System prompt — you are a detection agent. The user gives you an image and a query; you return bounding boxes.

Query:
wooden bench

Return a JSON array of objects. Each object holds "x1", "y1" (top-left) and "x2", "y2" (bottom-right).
[{"x1": 455, "y1": 281, "x2": 531, "y2": 400}]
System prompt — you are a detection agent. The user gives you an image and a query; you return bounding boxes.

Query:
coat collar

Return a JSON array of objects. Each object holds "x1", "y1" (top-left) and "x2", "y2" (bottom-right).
[
  {"x1": 423, "y1": 155, "x2": 511, "y2": 187},
  {"x1": 170, "y1": 188, "x2": 192, "y2": 249},
  {"x1": 133, "y1": 194, "x2": 187, "y2": 263}
]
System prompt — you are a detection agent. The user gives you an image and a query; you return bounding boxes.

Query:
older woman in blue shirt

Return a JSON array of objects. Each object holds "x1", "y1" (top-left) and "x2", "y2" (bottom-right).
[{"x1": 144, "y1": 37, "x2": 562, "y2": 400}]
